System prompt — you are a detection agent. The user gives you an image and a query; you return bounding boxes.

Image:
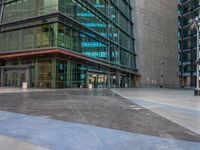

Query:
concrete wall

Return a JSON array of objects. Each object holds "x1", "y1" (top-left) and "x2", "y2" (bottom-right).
[{"x1": 132, "y1": 0, "x2": 179, "y2": 87}]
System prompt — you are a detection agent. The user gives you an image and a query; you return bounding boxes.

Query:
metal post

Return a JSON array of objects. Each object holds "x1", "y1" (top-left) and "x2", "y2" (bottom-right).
[
  {"x1": 160, "y1": 61, "x2": 164, "y2": 88},
  {"x1": 192, "y1": 20, "x2": 200, "y2": 96},
  {"x1": 195, "y1": 25, "x2": 200, "y2": 96},
  {"x1": 196, "y1": 26, "x2": 199, "y2": 90},
  {"x1": 161, "y1": 63, "x2": 163, "y2": 88},
  {"x1": 0, "y1": 0, "x2": 5, "y2": 24}
]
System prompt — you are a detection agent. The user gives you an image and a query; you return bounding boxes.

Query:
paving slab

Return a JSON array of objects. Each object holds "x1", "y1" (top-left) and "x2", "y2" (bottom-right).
[
  {"x1": 0, "y1": 89, "x2": 199, "y2": 143},
  {"x1": 0, "y1": 135, "x2": 49, "y2": 150},
  {"x1": 0, "y1": 110, "x2": 200, "y2": 150},
  {"x1": 113, "y1": 88, "x2": 200, "y2": 135}
]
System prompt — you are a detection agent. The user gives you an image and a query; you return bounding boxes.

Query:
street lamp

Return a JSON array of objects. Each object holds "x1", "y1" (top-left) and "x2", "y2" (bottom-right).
[
  {"x1": 190, "y1": 17, "x2": 200, "y2": 96},
  {"x1": 160, "y1": 61, "x2": 165, "y2": 88}
]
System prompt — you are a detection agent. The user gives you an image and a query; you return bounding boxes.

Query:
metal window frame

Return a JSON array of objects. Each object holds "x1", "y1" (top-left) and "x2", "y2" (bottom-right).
[{"x1": 0, "y1": 0, "x2": 5, "y2": 24}]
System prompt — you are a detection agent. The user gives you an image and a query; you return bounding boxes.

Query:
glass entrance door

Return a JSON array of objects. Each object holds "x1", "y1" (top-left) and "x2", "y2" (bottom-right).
[
  {"x1": 89, "y1": 74, "x2": 98, "y2": 88},
  {"x1": 88, "y1": 73, "x2": 108, "y2": 88},
  {"x1": 4, "y1": 71, "x2": 26, "y2": 87}
]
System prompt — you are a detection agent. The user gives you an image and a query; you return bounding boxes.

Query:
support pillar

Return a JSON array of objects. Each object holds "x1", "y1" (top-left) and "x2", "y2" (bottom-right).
[
  {"x1": 52, "y1": 58, "x2": 56, "y2": 88},
  {"x1": 25, "y1": 68, "x2": 30, "y2": 88},
  {"x1": 34, "y1": 60, "x2": 38, "y2": 87},
  {"x1": 0, "y1": 69, "x2": 4, "y2": 87},
  {"x1": 129, "y1": 74, "x2": 132, "y2": 87},
  {"x1": 117, "y1": 72, "x2": 121, "y2": 88},
  {"x1": 107, "y1": 72, "x2": 111, "y2": 88}
]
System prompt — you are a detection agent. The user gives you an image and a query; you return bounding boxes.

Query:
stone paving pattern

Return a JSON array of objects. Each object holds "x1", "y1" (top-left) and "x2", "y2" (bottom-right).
[{"x1": 0, "y1": 89, "x2": 199, "y2": 142}]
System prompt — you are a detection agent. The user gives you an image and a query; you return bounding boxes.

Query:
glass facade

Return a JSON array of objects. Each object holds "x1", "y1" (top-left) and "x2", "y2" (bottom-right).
[
  {"x1": 178, "y1": 0, "x2": 200, "y2": 87},
  {"x1": 2, "y1": 0, "x2": 58, "y2": 23},
  {"x1": 0, "y1": 0, "x2": 137, "y2": 88}
]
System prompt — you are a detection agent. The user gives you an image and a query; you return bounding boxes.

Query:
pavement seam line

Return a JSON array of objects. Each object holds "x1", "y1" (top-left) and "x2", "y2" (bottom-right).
[
  {"x1": 130, "y1": 98, "x2": 200, "y2": 114},
  {"x1": 64, "y1": 91, "x2": 105, "y2": 146}
]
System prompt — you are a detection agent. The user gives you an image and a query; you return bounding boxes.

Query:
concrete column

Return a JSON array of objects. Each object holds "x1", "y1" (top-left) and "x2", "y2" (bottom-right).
[
  {"x1": 34, "y1": 60, "x2": 38, "y2": 87},
  {"x1": 117, "y1": 72, "x2": 121, "y2": 88},
  {"x1": 129, "y1": 74, "x2": 132, "y2": 87},
  {"x1": 86, "y1": 72, "x2": 89, "y2": 88},
  {"x1": 66, "y1": 61, "x2": 71, "y2": 87},
  {"x1": 0, "y1": 69, "x2": 4, "y2": 87},
  {"x1": 51, "y1": 58, "x2": 56, "y2": 88},
  {"x1": 107, "y1": 72, "x2": 111, "y2": 88},
  {"x1": 25, "y1": 68, "x2": 30, "y2": 88}
]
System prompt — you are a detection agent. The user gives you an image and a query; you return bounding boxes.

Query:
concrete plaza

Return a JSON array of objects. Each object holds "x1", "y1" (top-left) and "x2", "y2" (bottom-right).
[
  {"x1": 113, "y1": 88, "x2": 200, "y2": 135},
  {"x1": 0, "y1": 88, "x2": 199, "y2": 150}
]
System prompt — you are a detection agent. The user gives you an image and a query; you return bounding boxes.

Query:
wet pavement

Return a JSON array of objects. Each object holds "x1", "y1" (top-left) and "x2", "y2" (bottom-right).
[
  {"x1": 0, "y1": 88, "x2": 200, "y2": 150},
  {"x1": 113, "y1": 88, "x2": 200, "y2": 135},
  {"x1": 1, "y1": 110, "x2": 200, "y2": 150}
]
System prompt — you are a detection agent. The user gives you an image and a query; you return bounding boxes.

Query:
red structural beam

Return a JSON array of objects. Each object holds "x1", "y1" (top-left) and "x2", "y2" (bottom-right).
[
  {"x1": 0, "y1": 48, "x2": 109, "y2": 67},
  {"x1": 0, "y1": 49, "x2": 138, "y2": 75}
]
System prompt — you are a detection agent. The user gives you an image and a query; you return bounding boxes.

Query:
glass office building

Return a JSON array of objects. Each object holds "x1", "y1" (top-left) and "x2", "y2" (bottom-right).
[
  {"x1": 178, "y1": 0, "x2": 200, "y2": 87},
  {"x1": 0, "y1": 0, "x2": 137, "y2": 88}
]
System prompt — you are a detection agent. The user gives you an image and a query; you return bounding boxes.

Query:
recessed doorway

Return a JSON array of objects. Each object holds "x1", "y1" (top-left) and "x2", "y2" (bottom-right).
[
  {"x1": 0, "y1": 65, "x2": 31, "y2": 88},
  {"x1": 4, "y1": 70, "x2": 26, "y2": 87},
  {"x1": 88, "y1": 73, "x2": 108, "y2": 88}
]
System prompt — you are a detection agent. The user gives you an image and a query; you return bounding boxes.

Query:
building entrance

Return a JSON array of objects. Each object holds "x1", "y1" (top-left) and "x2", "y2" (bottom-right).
[
  {"x1": 0, "y1": 65, "x2": 31, "y2": 88},
  {"x1": 88, "y1": 73, "x2": 108, "y2": 88},
  {"x1": 4, "y1": 70, "x2": 26, "y2": 87}
]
